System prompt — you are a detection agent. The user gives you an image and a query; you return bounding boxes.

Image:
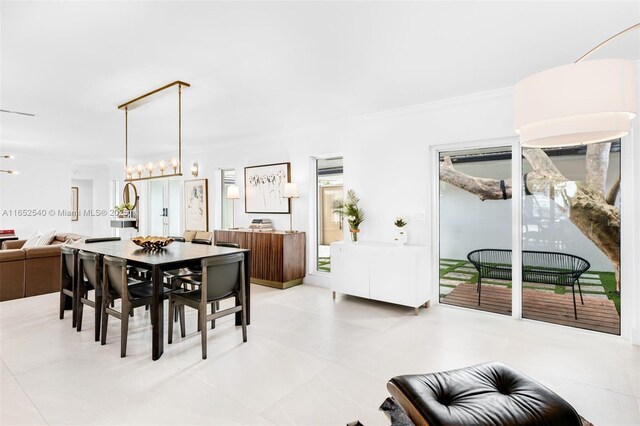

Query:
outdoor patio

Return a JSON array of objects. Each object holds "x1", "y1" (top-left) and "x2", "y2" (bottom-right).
[{"x1": 439, "y1": 259, "x2": 621, "y2": 335}]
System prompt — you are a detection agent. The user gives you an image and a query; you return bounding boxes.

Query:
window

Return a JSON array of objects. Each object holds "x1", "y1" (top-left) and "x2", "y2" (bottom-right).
[
  {"x1": 221, "y1": 169, "x2": 236, "y2": 229},
  {"x1": 315, "y1": 157, "x2": 343, "y2": 273}
]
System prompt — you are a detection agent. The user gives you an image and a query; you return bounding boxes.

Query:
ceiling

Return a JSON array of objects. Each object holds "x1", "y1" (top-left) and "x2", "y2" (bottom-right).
[{"x1": 1, "y1": 1, "x2": 638, "y2": 164}]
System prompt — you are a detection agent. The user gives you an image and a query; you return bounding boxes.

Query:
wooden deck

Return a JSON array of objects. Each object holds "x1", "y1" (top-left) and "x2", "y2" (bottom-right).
[{"x1": 442, "y1": 283, "x2": 620, "y2": 335}]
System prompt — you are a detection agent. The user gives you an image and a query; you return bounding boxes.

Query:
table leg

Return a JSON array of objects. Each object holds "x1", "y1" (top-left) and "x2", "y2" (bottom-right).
[
  {"x1": 237, "y1": 251, "x2": 251, "y2": 326},
  {"x1": 152, "y1": 265, "x2": 164, "y2": 360}
]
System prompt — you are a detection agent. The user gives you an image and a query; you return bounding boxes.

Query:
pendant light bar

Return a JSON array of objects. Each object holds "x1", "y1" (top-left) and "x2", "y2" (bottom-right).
[{"x1": 120, "y1": 81, "x2": 189, "y2": 182}]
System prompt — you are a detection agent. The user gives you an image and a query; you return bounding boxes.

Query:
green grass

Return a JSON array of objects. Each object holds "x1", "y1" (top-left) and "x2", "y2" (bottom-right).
[
  {"x1": 318, "y1": 256, "x2": 331, "y2": 273},
  {"x1": 598, "y1": 272, "x2": 620, "y2": 314}
]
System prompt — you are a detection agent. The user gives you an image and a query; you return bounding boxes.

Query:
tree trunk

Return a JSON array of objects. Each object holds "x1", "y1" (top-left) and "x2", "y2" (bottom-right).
[{"x1": 440, "y1": 145, "x2": 620, "y2": 291}]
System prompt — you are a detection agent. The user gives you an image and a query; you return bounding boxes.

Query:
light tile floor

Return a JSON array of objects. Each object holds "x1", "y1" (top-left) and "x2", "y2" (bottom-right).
[{"x1": 1, "y1": 284, "x2": 639, "y2": 425}]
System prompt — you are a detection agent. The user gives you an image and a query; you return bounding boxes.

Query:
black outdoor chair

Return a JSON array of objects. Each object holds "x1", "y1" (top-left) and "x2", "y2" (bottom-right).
[{"x1": 467, "y1": 249, "x2": 590, "y2": 319}]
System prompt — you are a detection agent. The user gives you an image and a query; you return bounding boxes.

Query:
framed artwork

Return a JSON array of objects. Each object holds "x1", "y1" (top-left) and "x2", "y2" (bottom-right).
[
  {"x1": 184, "y1": 179, "x2": 209, "y2": 231},
  {"x1": 244, "y1": 162, "x2": 291, "y2": 214},
  {"x1": 71, "y1": 187, "x2": 79, "y2": 222}
]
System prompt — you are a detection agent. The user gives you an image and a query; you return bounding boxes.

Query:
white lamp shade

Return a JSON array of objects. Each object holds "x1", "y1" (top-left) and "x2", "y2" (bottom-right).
[
  {"x1": 283, "y1": 182, "x2": 299, "y2": 198},
  {"x1": 514, "y1": 59, "x2": 637, "y2": 147},
  {"x1": 226, "y1": 184, "x2": 240, "y2": 199}
]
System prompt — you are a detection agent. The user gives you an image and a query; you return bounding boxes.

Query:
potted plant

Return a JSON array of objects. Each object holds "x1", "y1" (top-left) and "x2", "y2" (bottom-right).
[
  {"x1": 393, "y1": 217, "x2": 408, "y2": 245},
  {"x1": 332, "y1": 190, "x2": 364, "y2": 242},
  {"x1": 115, "y1": 202, "x2": 134, "y2": 218}
]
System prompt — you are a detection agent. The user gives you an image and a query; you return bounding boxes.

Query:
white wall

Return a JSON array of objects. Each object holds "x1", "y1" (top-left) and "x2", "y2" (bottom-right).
[
  {"x1": 70, "y1": 179, "x2": 93, "y2": 236},
  {"x1": 0, "y1": 154, "x2": 72, "y2": 238},
  {"x1": 0, "y1": 155, "x2": 111, "y2": 239}
]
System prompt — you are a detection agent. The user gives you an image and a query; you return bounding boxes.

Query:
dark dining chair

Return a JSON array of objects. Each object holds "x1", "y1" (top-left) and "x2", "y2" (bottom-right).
[
  {"x1": 101, "y1": 255, "x2": 170, "y2": 357},
  {"x1": 168, "y1": 253, "x2": 247, "y2": 359},
  {"x1": 215, "y1": 242, "x2": 240, "y2": 249},
  {"x1": 77, "y1": 251, "x2": 104, "y2": 341},
  {"x1": 191, "y1": 238, "x2": 212, "y2": 245},
  {"x1": 168, "y1": 236, "x2": 186, "y2": 242},
  {"x1": 60, "y1": 246, "x2": 78, "y2": 327}
]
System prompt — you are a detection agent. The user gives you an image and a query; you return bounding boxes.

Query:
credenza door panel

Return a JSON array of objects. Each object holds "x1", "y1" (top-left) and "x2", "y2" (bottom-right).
[
  {"x1": 370, "y1": 248, "x2": 418, "y2": 307},
  {"x1": 331, "y1": 243, "x2": 370, "y2": 299},
  {"x1": 331, "y1": 241, "x2": 429, "y2": 310}
]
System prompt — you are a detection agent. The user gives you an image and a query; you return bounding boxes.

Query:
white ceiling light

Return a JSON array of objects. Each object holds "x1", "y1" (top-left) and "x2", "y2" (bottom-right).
[{"x1": 514, "y1": 23, "x2": 639, "y2": 148}]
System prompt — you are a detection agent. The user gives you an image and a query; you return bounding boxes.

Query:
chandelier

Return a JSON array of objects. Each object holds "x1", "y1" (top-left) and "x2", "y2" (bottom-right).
[{"x1": 118, "y1": 81, "x2": 190, "y2": 181}]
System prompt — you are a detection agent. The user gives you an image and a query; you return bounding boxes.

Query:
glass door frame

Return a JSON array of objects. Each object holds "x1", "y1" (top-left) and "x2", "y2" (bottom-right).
[
  {"x1": 430, "y1": 136, "x2": 522, "y2": 318},
  {"x1": 147, "y1": 178, "x2": 182, "y2": 237},
  {"x1": 308, "y1": 154, "x2": 344, "y2": 279},
  {"x1": 431, "y1": 133, "x2": 638, "y2": 343}
]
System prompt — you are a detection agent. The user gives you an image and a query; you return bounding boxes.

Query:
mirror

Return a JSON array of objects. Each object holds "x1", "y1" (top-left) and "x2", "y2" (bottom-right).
[{"x1": 123, "y1": 182, "x2": 138, "y2": 210}]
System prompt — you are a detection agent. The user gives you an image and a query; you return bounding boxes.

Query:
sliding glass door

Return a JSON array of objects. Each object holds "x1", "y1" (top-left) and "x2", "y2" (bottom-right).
[
  {"x1": 438, "y1": 146, "x2": 512, "y2": 315},
  {"x1": 436, "y1": 140, "x2": 621, "y2": 335},
  {"x1": 521, "y1": 141, "x2": 620, "y2": 335}
]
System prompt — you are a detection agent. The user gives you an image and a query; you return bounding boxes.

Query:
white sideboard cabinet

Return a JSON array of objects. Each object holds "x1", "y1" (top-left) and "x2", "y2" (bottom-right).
[{"x1": 330, "y1": 241, "x2": 430, "y2": 314}]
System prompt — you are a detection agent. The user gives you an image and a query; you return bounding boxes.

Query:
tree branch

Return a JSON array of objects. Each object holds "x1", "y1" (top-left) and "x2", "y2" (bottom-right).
[
  {"x1": 585, "y1": 143, "x2": 611, "y2": 196},
  {"x1": 606, "y1": 175, "x2": 620, "y2": 205},
  {"x1": 439, "y1": 157, "x2": 512, "y2": 201}
]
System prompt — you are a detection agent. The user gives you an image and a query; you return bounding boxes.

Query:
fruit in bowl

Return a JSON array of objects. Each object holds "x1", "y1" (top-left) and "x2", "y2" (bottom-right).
[{"x1": 131, "y1": 236, "x2": 174, "y2": 250}]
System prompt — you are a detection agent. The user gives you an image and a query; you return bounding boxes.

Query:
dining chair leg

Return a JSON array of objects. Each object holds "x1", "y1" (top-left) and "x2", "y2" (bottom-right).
[
  {"x1": 101, "y1": 301, "x2": 109, "y2": 345},
  {"x1": 241, "y1": 298, "x2": 247, "y2": 343},
  {"x1": 179, "y1": 305, "x2": 186, "y2": 338},
  {"x1": 95, "y1": 294, "x2": 102, "y2": 342},
  {"x1": 168, "y1": 298, "x2": 175, "y2": 344},
  {"x1": 121, "y1": 307, "x2": 129, "y2": 357},
  {"x1": 210, "y1": 302, "x2": 216, "y2": 329},
  {"x1": 197, "y1": 311, "x2": 201, "y2": 332},
  {"x1": 240, "y1": 266, "x2": 247, "y2": 343},
  {"x1": 59, "y1": 289, "x2": 66, "y2": 320},
  {"x1": 76, "y1": 289, "x2": 85, "y2": 332},
  {"x1": 200, "y1": 306, "x2": 207, "y2": 359}
]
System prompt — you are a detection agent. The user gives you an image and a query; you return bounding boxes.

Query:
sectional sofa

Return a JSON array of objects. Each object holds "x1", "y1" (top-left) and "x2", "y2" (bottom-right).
[{"x1": 0, "y1": 233, "x2": 85, "y2": 302}]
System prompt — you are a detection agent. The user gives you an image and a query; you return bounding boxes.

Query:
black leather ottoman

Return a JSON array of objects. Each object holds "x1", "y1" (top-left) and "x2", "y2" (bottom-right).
[{"x1": 387, "y1": 362, "x2": 581, "y2": 426}]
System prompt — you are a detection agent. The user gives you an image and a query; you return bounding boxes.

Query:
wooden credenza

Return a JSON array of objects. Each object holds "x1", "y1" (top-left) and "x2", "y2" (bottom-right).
[{"x1": 214, "y1": 230, "x2": 306, "y2": 289}]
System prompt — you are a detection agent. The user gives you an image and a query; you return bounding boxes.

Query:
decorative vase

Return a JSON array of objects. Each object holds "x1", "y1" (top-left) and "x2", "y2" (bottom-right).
[
  {"x1": 394, "y1": 227, "x2": 408, "y2": 245},
  {"x1": 350, "y1": 228, "x2": 360, "y2": 243}
]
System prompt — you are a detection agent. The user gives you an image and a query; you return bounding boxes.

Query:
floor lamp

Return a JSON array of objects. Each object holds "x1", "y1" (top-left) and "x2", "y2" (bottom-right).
[
  {"x1": 283, "y1": 182, "x2": 299, "y2": 233},
  {"x1": 226, "y1": 184, "x2": 240, "y2": 229}
]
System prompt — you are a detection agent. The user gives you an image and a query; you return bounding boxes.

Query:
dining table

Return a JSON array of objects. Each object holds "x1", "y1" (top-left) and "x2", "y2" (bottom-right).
[{"x1": 69, "y1": 239, "x2": 251, "y2": 360}]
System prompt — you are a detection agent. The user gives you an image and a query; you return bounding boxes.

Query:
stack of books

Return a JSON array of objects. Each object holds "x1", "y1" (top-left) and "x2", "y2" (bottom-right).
[
  {"x1": 0, "y1": 229, "x2": 17, "y2": 243},
  {"x1": 249, "y1": 219, "x2": 274, "y2": 232}
]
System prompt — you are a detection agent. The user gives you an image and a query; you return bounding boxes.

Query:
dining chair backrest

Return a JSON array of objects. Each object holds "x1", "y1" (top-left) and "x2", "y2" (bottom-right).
[
  {"x1": 79, "y1": 250, "x2": 100, "y2": 289},
  {"x1": 103, "y1": 255, "x2": 128, "y2": 299},
  {"x1": 192, "y1": 238, "x2": 212, "y2": 245},
  {"x1": 169, "y1": 236, "x2": 186, "y2": 242},
  {"x1": 85, "y1": 237, "x2": 121, "y2": 244},
  {"x1": 216, "y1": 242, "x2": 240, "y2": 249},
  {"x1": 202, "y1": 253, "x2": 244, "y2": 301},
  {"x1": 61, "y1": 246, "x2": 77, "y2": 279}
]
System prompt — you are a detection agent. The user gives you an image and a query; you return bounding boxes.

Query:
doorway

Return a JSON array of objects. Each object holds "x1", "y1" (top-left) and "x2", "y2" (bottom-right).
[
  {"x1": 438, "y1": 146, "x2": 513, "y2": 315},
  {"x1": 315, "y1": 157, "x2": 343, "y2": 273},
  {"x1": 149, "y1": 179, "x2": 181, "y2": 236}
]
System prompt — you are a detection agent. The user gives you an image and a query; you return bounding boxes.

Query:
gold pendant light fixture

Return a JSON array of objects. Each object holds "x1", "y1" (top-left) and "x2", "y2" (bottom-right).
[{"x1": 118, "y1": 81, "x2": 190, "y2": 181}]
